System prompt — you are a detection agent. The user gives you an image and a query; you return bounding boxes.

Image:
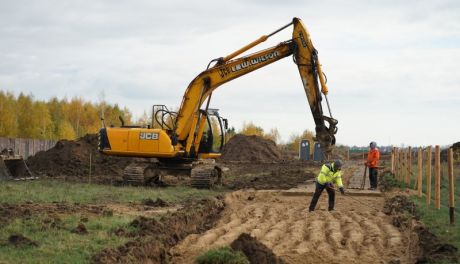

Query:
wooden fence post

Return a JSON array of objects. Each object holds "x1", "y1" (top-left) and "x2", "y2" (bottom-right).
[
  {"x1": 407, "y1": 146, "x2": 412, "y2": 187},
  {"x1": 391, "y1": 147, "x2": 395, "y2": 174},
  {"x1": 435, "y1": 145, "x2": 441, "y2": 210},
  {"x1": 417, "y1": 147, "x2": 423, "y2": 197},
  {"x1": 448, "y1": 148, "x2": 455, "y2": 224},
  {"x1": 426, "y1": 146, "x2": 432, "y2": 205}
]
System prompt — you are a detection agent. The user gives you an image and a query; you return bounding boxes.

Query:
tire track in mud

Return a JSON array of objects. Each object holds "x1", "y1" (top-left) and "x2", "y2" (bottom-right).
[{"x1": 170, "y1": 190, "x2": 411, "y2": 264}]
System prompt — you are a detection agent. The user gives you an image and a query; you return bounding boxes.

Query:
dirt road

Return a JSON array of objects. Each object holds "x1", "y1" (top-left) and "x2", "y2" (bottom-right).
[{"x1": 171, "y1": 189, "x2": 413, "y2": 263}]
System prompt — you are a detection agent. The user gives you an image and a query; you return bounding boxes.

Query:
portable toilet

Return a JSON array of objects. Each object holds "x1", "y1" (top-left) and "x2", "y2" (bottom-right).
[{"x1": 299, "y1": 139, "x2": 310, "y2": 160}]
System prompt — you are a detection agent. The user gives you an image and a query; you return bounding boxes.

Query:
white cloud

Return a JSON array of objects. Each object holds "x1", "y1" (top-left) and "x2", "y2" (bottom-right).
[{"x1": 1, "y1": 0, "x2": 459, "y2": 146}]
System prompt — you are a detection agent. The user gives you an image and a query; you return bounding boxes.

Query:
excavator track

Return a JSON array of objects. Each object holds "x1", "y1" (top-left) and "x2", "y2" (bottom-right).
[
  {"x1": 191, "y1": 166, "x2": 215, "y2": 189},
  {"x1": 123, "y1": 162, "x2": 162, "y2": 186}
]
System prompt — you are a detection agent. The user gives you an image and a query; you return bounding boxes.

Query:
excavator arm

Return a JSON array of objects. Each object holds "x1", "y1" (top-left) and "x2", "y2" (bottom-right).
[{"x1": 175, "y1": 17, "x2": 337, "y2": 156}]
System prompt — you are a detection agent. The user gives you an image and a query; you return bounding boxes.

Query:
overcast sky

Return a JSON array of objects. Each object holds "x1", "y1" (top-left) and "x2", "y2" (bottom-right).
[{"x1": 1, "y1": 0, "x2": 459, "y2": 146}]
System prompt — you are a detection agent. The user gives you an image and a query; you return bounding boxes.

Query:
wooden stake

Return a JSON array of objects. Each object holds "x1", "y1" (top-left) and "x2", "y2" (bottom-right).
[
  {"x1": 407, "y1": 147, "x2": 412, "y2": 187},
  {"x1": 417, "y1": 147, "x2": 423, "y2": 197},
  {"x1": 89, "y1": 152, "x2": 92, "y2": 184},
  {"x1": 435, "y1": 145, "x2": 441, "y2": 210},
  {"x1": 448, "y1": 148, "x2": 455, "y2": 224},
  {"x1": 391, "y1": 147, "x2": 395, "y2": 174},
  {"x1": 426, "y1": 146, "x2": 432, "y2": 205}
]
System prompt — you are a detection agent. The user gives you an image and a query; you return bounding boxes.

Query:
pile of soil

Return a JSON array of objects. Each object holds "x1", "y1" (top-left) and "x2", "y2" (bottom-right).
[
  {"x1": 7, "y1": 234, "x2": 38, "y2": 247},
  {"x1": 223, "y1": 161, "x2": 317, "y2": 190},
  {"x1": 0, "y1": 202, "x2": 106, "y2": 226},
  {"x1": 220, "y1": 135, "x2": 282, "y2": 163},
  {"x1": 415, "y1": 225, "x2": 458, "y2": 263},
  {"x1": 27, "y1": 134, "x2": 136, "y2": 181},
  {"x1": 230, "y1": 233, "x2": 285, "y2": 264},
  {"x1": 91, "y1": 196, "x2": 225, "y2": 264},
  {"x1": 71, "y1": 223, "x2": 88, "y2": 235},
  {"x1": 383, "y1": 195, "x2": 458, "y2": 263},
  {"x1": 141, "y1": 198, "x2": 169, "y2": 207}
]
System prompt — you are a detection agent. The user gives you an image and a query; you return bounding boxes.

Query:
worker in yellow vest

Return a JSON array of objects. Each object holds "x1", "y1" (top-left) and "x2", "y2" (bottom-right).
[{"x1": 309, "y1": 160, "x2": 345, "y2": 212}]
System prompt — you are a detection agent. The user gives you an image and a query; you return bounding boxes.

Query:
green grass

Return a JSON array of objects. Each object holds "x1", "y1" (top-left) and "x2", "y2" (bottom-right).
[
  {"x1": 410, "y1": 196, "x2": 460, "y2": 261},
  {"x1": 195, "y1": 246, "x2": 249, "y2": 264},
  {"x1": 0, "y1": 179, "x2": 222, "y2": 204},
  {"x1": 0, "y1": 213, "x2": 135, "y2": 264},
  {"x1": 0, "y1": 180, "x2": 224, "y2": 264}
]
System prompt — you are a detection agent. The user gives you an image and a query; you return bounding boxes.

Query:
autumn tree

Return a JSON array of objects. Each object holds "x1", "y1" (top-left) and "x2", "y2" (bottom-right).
[
  {"x1": 240, "y1": 121, "x2": 264, "y2": 137},
  {"x1": 0, "y1": 91, "x2": 18, "y2": 137},
  {"x1": 286, "y1": 129, "x2": 315, "y2": 152}
]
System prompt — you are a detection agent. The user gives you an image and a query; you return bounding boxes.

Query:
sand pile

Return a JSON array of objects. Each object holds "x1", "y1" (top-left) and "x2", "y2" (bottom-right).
[{"x1": 220, "y1": 134, "x2": 282, "y2": 163}]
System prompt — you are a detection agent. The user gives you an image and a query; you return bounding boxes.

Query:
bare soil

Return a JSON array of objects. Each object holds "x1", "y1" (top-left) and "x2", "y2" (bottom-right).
[
  {"x1": 221, "y1": 160, "x2": 317, "y2": 190},
  {"x1": 220, "y1": 135, "x2": 282, "y2": 163},
  {"x1": 0, "y1": 202, "x2": 107, "y2": 226},
  {"x1": 230, "y1": 233, "x2": 286, "y2": 264},
  {"x1": 6, "y1": 234, "x2": 38, "y2": 247},
  {"x1": 170, "y1": 190, "x2": 413, "y2": 264},
  {"x1": 91, "y1": 196, "x2": 225, "y2": 264},
  {"x1": 26, "y1": 134, "x2": 138, "y2": 183}
]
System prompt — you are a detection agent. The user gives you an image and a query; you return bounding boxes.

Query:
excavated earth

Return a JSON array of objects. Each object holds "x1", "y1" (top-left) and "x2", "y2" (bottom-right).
[
  {"x1": 27, "y1": 134, "x2": 140, "y2": 183},
  {"x1": 170, "y1": 190, "x2": 415, "y2": 264}
]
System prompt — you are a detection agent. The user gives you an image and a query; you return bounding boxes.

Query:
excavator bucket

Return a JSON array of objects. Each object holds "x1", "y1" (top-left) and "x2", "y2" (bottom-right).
[{"x1": 0, "y1": 155, "x2": 34, "y2": 181}]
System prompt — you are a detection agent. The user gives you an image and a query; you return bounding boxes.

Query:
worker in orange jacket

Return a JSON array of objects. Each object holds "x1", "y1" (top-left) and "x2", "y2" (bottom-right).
[{"x1": 365, "y1": 141, "x2": 380, "y2": 190}]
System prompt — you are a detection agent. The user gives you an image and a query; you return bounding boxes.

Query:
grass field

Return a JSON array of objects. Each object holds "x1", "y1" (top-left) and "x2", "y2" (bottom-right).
[
  {"x1": 0, "y1": 180, "x2": 223, "y2": 264},
  {"x1": 0, "y1": 180, "x2": 221, "y2": 204}
]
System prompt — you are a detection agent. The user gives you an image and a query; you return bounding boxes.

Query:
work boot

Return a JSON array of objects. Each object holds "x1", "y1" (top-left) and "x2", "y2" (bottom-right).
[{"x1": 328, "y1": 208, "x2": 335, "y2": 211}]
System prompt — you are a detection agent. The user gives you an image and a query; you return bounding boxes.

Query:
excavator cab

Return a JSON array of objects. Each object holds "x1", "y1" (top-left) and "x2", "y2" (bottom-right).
[{"x1": 198, "y1": 108, "x2": 227, "y2": 155}]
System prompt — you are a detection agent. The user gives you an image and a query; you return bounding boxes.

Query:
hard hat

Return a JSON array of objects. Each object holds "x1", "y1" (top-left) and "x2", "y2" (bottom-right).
[
  {"x1": 333, "y1": 159, "x2": 343, "y2": 170},
  {"x1": 370, "y1": 141, "x2": 377, "y2": 148}
]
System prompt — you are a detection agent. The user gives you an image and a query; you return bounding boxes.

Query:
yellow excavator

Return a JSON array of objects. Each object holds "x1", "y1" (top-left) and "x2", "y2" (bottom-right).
[{"x1": 98, "y1": 17, "x2": 338, "y2": 187}]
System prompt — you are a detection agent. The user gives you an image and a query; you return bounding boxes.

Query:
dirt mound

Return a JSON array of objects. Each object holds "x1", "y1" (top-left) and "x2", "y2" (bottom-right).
[
  {"x1": 142, "y1": 198, "x2": 169, "y2": 207},
  {"x1": 27, "y1": 134, "x2": 136, "y2": 181},
  {"x1": 71, "y1": 223, "x2": 88, "y2": 235},
  {"x1": 7, "y1": 234, "x2": 38, "y2": 247},
  {"x1": 383, "y1": 195, "x2": 418, "y2": 217},
  {"x1": 230, "y1": 233, "x2": 285, "y2": 264},
  {"x1": 222, "y1": 161, "x2": 316, "y2": 190},
  {"x1": 0, "y1": 202, "x2": 106, "y2": 226},
  {"x1": 415, "y1": 225, "x2": 458, "y2": 263},
  {"x1": 91, "y1": 196, "x2": 225, "y2": 264},
  {"x1": 220, "y1": 135, "x2": 282, "y2": 163}
]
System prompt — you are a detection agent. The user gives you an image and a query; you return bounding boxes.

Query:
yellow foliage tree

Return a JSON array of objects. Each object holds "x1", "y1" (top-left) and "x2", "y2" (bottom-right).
[
  {"x1": 240, "y1": 121, "x2": 264, "y2": 137},
  {"x1": 287, "y1": 129, "x2": 315, "y2": 152}
]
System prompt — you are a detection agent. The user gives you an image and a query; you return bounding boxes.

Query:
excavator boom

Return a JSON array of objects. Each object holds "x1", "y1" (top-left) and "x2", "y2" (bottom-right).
[{"x1": 175, "y1": 17, "x2": 337, "y2": 155}]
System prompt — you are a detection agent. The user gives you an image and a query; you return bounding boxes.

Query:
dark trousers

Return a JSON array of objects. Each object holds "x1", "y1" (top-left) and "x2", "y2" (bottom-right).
[
  {"x1": 309, "y1": 182, "x2": 335, "y2": 211},
  {"x1": 369, "y1": 167, "x2": 378, "y2": 188}
]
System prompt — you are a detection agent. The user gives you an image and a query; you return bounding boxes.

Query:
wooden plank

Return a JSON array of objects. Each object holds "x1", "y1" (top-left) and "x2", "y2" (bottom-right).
[
  {"x1": 435, "y1": 145, "x2": 441, "y2": 210},
  {"x1": 426, "y1": 146, "x2": 432, "y2": 205}
]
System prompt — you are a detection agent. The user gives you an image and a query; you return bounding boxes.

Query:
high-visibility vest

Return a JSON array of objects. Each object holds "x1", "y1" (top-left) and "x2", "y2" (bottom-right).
[{"x1": 316, "y1": 163, "x2": 343, "y2": 187}]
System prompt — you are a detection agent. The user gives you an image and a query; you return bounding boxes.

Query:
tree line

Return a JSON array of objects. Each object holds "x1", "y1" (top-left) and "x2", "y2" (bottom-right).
[
  {"x1": 0, "y1": 91, "x2": 316, "y2": 151},
  {"x1": 0, "y1": 91, "x2": 132, "y2": 140}
]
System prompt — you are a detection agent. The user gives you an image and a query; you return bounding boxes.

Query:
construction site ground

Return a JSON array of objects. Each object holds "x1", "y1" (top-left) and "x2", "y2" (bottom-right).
[{"x1": 0, "y1": 134, "x2": 458, "y2": 263}]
